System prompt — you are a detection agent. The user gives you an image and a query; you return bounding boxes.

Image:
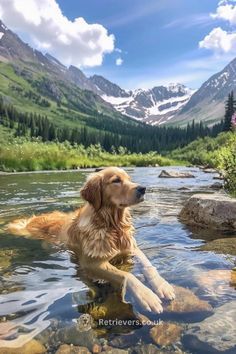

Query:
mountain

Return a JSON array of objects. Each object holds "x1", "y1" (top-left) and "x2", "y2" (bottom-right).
[
  {"x1": 0, "y1": 18, "x2": 234, "y2": 132},
  {"x1": 0, "y1": 19, "x2": 146, "y2": 144},
  {"x1": 172, "y1": 58, "x2": 236, "y2": 126},
  {"x1": 90, "y1": 77, "x2": 194, "y2": 125}
]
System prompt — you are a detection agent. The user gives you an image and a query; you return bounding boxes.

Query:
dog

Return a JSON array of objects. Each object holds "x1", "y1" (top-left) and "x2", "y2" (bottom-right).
[{"x1": 7, "y1": 167, "x2": 175, "y2": 313}]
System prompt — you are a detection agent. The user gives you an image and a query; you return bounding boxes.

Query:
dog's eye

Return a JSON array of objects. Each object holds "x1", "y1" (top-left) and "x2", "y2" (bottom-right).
[{"x1": 112, "y1": 177, "x2": 121, "y2": 183}]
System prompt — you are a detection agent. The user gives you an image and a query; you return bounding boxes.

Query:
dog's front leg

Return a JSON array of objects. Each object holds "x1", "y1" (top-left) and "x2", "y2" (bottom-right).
[
  {"x1": 81, "y1": 258, "x2": 163, "y2": 313},
  {"x1": 133, "y1": 247, "x2": 175, "y2": 300}
]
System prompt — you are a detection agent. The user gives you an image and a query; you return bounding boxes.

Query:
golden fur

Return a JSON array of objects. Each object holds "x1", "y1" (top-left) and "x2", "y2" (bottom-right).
[{"x1": 7, "y1": 167, "x2": 175, "y2": 313}]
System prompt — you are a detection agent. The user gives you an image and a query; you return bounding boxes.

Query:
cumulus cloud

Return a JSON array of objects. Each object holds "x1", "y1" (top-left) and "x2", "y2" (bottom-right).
[
  {"x1": 211, "y1": 1, "x2": 236, "y2": 25},
  {"x1": 200, "y1": 1, "x2": 236, "y2": 53},
  {"x1": 115, "y1": 58, "x2": 123, "y2": 66},
  {"x1": 199, "y1": 27, "x2": 236, "y2": 53},
  {"x1": 0, "y1": 0, "x2": 115, "y2": 67}
]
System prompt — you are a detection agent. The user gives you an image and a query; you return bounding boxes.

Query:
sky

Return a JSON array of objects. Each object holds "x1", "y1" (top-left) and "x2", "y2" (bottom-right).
[{"x1": 0, "y1": 0, "x2": 236, "y2": 90}]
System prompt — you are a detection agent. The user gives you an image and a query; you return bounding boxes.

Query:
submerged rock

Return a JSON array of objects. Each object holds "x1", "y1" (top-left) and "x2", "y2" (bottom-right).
[
  {"x1": 0, "y1": 249, "x2": 19, "y2": 270},
  {"x1": 131, "y1": 344, "x2": 162, "y2": 354},
  {"x1": 55, "y1": 344, "x2": 91, "y2": 354},
  {"x1": 55, "y1": 324, "x2": 98, "y2": 351},
  {"x1": 183, "y1": 301, "x2": 236, "y2": 353},
  {"x1": 199, "y1": 238, "x2": 236, "y2": 256},
  {"x1": 0, "y1": 339, "x2": 46, "y2": 354},
  {"x1": 164, "y1": 286, "x2": 213, "y2": 316},
  {"x1": 195, "y1": 269, "x2": 236, "y2": 299},
  {"x1": 149, "y1": 322, "x2": 182, "y2": 347},
  {"x1": 159, "y1": 170, "x2": 195, "y2": 178},
  {"x1": 179, "y1": 194, "x2": 236, "y2": 230}
]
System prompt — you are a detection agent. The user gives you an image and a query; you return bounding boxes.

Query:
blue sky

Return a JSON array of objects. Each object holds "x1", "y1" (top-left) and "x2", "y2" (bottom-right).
[{"x1": 1, "y1": 0, "x2": 236, "y2": 89}]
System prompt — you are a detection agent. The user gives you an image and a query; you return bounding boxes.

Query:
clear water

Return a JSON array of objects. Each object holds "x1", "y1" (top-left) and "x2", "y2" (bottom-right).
[{"x1": 0, "y1": 167, "x2": 235, "y2": 353}]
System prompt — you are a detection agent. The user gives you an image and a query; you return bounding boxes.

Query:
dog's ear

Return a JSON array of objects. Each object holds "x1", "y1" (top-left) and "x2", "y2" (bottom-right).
[{"x1": 80, "y1": 174, "x2": 103, "y2": 211}]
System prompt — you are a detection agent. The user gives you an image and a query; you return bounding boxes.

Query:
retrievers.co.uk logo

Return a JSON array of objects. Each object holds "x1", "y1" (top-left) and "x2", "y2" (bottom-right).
[{"x1": 77, "y1": 314, "x2": 162, "y2": 331}]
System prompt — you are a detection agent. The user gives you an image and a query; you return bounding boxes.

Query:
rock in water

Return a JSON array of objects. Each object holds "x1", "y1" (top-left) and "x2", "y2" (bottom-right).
[
  {"x1": 0, "y1": 339, "x2": 46, "y2": 354},
  {"x1": 131, "y1": 343, "x2": 163, "y2": 354},
  {"x1": 149, "y1": 322, "x2": 182, "y2": 347},
  {"x1": 179, "y1": 194, "x2": 236, "y2": 230},
  {"x1": 202, "y1": 168, "x2": 217, "y2": 173},
  {"x1": 164, "y1": 286, "x2": 213, "y2": 318},
  {"x1": 159, "y1": 170, "x2": 195, "y2": 178},
  {"x1": 210, "y1": 182, "x2": 223, "y2": 190},
  {"x1": 55, "y1": 344, "x2": 91, "y2": 354},
  {"x1": 199, "y1": 238, "x2": 236, "y2": 256},
  {"x1": 183, "y1": 301, "x2": 236, "y2": 353}
]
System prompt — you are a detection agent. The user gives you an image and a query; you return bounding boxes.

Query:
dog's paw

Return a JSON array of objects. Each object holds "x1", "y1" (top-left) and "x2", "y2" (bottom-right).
[
  {"x1": 127, "y1": 278, "x2": 163, "y2": 314},
  {"x1": 155, "y1": 280, "x2": 175, "y2": 300}
]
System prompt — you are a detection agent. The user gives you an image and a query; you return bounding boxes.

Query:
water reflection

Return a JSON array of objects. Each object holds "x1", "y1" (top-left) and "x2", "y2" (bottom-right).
[{"x1": 0, "y1": 167, "x2": 235, "y2": 352}]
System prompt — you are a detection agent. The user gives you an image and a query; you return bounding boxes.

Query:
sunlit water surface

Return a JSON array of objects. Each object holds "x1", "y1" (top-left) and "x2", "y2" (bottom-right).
[{"x1": 0, "y1": 167, "x2": 235, "y2": 353}]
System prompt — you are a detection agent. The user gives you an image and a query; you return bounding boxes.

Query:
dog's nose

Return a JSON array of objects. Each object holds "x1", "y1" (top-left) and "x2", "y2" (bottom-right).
[{"x1": 136, "y1": 185, "x2": 146, "y2": 195}]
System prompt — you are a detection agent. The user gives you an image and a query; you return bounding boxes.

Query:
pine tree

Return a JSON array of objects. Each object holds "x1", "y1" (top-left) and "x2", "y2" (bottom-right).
[{"x1": 224, "y1": 91, "x2": 236, "y2": 131}]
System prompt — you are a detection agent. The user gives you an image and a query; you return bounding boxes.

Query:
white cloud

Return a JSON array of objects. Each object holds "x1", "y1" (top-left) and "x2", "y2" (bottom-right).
[
  {"x1": 199, "y1": 1, "x2": 236, "y2": 54},
  {"x1": 0, "y1": 0, "x2": 115, "y2": 67},
  {"x1": 116, "y1": 58, "x2": 123, "y2": 66},
  {"x1": 199, "y1": 27, "x2": 236, "y2": 53},
  {"x1": 211, "y1": 1, "x2": 236, "y2": 25}
]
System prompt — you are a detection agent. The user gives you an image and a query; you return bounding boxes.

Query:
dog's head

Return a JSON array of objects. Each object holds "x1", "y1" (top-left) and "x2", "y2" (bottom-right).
[{"x1": 80, "y1": 167, "x2": 146, "y2": 210}]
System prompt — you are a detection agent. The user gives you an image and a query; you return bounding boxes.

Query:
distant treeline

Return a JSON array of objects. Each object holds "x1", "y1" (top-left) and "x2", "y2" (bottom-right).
[{"x1": 0, "y1": 95, "x2": 224, "y2": 152}]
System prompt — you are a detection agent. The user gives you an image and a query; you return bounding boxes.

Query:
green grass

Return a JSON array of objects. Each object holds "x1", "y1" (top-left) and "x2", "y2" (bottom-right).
[
  {"x1": 171, "y1": 131, "x2": 236, "y2": 196},
  {"x1": 0, "y1": 137, "x2": 181, "y2": 172}
]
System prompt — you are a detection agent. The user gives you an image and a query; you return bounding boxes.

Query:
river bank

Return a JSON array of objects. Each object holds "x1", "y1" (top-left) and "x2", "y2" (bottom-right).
[{"x1": 0, "y1": 139, "x2": 184, "y2": 173}]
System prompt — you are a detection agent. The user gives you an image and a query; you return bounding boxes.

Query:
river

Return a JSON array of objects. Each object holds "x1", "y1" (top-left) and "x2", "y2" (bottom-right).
[{"x1": 0, "y1": 167, "x2": 235, "y2": 353}]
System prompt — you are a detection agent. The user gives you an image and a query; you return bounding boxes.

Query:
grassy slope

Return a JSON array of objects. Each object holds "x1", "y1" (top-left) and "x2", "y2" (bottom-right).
[{"x1": 0, "y1": 61, "x2": 140, "y2": 133}]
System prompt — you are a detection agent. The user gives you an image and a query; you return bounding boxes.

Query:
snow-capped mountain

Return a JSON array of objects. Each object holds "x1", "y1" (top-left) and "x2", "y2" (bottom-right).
[
  {"x1": 90, "y1": 75, "x2": 194, "y2": 125},
  {"x1": 173, "y1": 57, "x2": 236, "y2": 126}
]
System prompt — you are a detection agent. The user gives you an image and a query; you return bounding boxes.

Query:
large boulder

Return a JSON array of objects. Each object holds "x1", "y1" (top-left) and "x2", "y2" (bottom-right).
[
  {"x1": 183, "y1": 301, "x2": 236, "y2": 353},
  {"x1": 179, "y1": 194, "x2": 236, "y2": 230},
  {"x1": 159, "y1": 170, "x2": 195, "y2": 178}
]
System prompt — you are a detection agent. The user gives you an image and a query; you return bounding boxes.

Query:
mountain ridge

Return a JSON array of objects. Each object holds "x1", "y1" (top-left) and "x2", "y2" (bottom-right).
[{"x1": 0, "y1": 19, "x2": 235, "y2": 128}]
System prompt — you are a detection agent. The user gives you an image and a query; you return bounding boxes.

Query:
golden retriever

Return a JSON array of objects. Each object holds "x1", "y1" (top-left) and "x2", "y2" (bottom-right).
[{"x1": 7, "y1": 167, "x2": 175, "y2": 313}]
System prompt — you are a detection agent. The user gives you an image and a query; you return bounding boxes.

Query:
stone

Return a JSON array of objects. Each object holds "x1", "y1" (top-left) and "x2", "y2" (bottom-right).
[
  {"x1": 179, "y1": 194, "x2": 236, "y2": 230},
  {"x1": 213, "y1": 175, "x2": 224, "y2": 180},
  {"x1": 202, "y1": 168, "x2": 216, "y2": 173},
  {"x1": 131, "y1": 344, "x2": 161, "y2": 354},
  {"x1": 210, "y1": 182, "x2": 223, "y2": 190},
  {"x1": 164, "y1": 286, "x2": 213, "y2": 315},
  {"x1": 55, "y1": 325, "x2": 98, "y2": 351},
  {"x1": 159, "y1": 170, "x2": 195, "y2": 178},
  {"x1": 177, "y1": 187, "x2": 191, "y2": 191},
  {"x1": 199, "y1": 238, "x2": 236, "y2": 256},
  {"x1": 0, "y1": 249, "x2": 19, "y2": 270},
  {"x1": 103, "y1": 349, "x2": 129, "y2": 354},
  {"x1": 0, "y1": 322, "x2": 18, "y2": 340},
  {"x1": 149, "y1": 322, "x2": 182, "y2": 347},
  {"x1": 55, "y1": 344, "x2": 91, "y2": 354},
  {"x1": 92, "y1": 344, "x2": 101, "y2": 353},
  {"x1": 183, "y1": 301, "x2": 236, "y2": 353},
  {"x1": 0, "y1": 339, "x2": 46, "y2": 354}
]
